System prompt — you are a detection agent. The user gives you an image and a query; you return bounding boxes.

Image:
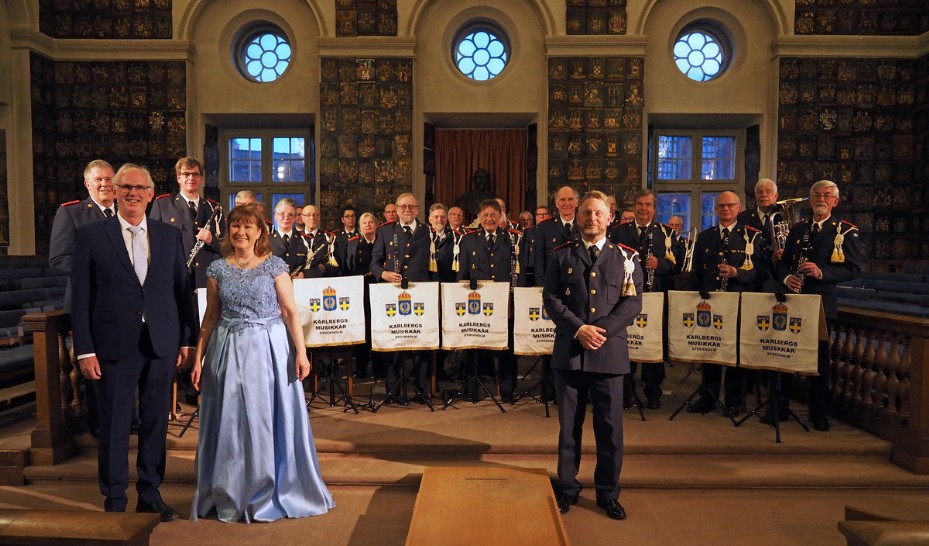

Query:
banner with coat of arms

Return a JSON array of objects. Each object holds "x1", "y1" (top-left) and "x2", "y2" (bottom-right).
[
  {"x1": 512, "y1": 287, "x2": 554, "y2": 356},
  {"x1": 294, "y1": 277, "x2": 367, "y2": 347},
  {"x1": 369, "y1": 282, "x2": 440, "y2": 351},
  {"x1": 440, "y1": 281, "x2": 511, "y2": 350},
  {"x1": 667, "y1": 290, "x2": 740, "y2": 366},
  {"x1": 626, "y1": 292, "x2": 665, "y2": 364},
  {"x1": 739, "y1": 293, "x2": 823, "y2": 374}
]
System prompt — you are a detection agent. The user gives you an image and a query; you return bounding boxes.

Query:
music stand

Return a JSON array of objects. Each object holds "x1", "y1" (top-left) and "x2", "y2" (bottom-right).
[
  {"x1": 374, "y1": 351, "x2": 436, "y2": 412},
  {"x1": 623, "y1": 374, "x2": 647, "y2": 422},
  {"x1": 738, "y1": 372, "x2": 809, "y2": 442},
  {"x1": 178, "y1": 405, "x2": 199, "y2": 438},
  {"x1": 307, "y1": 347, "x2": 360, "y2": 414},
  {"x1": 514, "y1": 355, "x2": 551, "y2": 417},
  {"x1": 669, "y1": 378, "x2": 739, "y2": 427},
  {"x1": 442, "y1": 350, "x2": 506, "y2": 413}
]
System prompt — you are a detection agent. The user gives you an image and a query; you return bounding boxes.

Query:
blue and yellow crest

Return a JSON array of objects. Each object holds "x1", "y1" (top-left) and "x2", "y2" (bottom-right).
[
  {"x1": 773, "y1": 302, "x2": 788, "y2": 332},
  {"x1": 398, "y1": 291, "x2": 412, "y2": 316},
  {"x1": 635, "y1": 314, "x2": 647, "y2": 328},
  {"x1": 322, "y1": 287, "x2": 337, "y2": 311},
  {"x1": 468, "y1": 291, "x2": 481, "y2": 315},
  {"x1": 529, "y1": 307, "x2": 540, "y2": 321},
  {"x1": 385, "y1": 303, "x2": 397, "y2": 317},
  {"x1": 696, "y1": 301, "x2": 711, "y2": 328},
  {"x1": 413, "y1": 302, "x2": 425, "y2": 316},
  {"x1": 713, "y1": 314, "x2": 723, "y2": 330},
  {"x1": 309, "y1": 298, "x2": 321, "y2": 313},
  {"x1": 682, "y1": 312, "x2": 695, "y2": 328},
  {"x1": 541, "y1": 306, "x2": 550, "y2": 320},
  {"x1": 455, "y1": 302, "x2": 466, "y2": 316},
  {"x1": 483, "y1": 302, "x2": 494, "y2": 316},
  {"x1": 339, "y1": 297, "x2": 350, "y2": 311},
  {"x1": 789, "y1": 317, "x2": 802, "y2": 334},
  {"x1": 757, "y1": 315, "x2": 770, "y2": 331}
]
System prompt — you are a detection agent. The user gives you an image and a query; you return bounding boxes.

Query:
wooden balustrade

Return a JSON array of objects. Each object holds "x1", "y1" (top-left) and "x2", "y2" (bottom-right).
[{"x1": 831, "y1": 306, "x2": 929, "y2": 474}]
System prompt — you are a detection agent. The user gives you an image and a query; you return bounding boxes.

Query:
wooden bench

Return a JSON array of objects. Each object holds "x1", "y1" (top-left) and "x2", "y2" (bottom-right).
[
  {"x1": 0, "y1": 510, "x2": 160, "y2": 545},
  {"x1": 838, "y1": 505, "x2": 929, "y2": 546},
  {"x1": 406, "y1": 467, "x2": 570, "y2": 546}
]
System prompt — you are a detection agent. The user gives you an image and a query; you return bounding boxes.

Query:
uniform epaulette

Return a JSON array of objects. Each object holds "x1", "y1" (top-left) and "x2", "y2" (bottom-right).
[
  {"x1": 553, "y1": 241, "x2": 573, "y2": 251},
  {"x1": 461, "y1": 229, "x2": 479, "y2": 237},
  {"x1": 840, "y1": 219, "x2": 857, "y2": 228},
  {"x1": 206, "y1": 197, "x2": 220, "y2": 205},
  {"x1": 348, "y1": 235, "x2": 360, "y2": 242},
  {"x1": 379, "y1": 220, "x2": 397, "y2": 227},
  {"x1": 745, "y1": 225, "x2": 761, "y2": 233},
  {"x1": 508, "y1": 228, "x2": 521, "y2": 235},
  {"x1": 155, "y1": 193, "x2": 172, "y2": 200},
  {"x1": 536, "y1": 218, "x2": 557, "y2": 226},
  {"x1": 60, "y1": 200, "x2": 80, "y2": 207},
  {"x1": 616, "y1": 242, "x2": 639, "y2": 254},
  {"x1": 327, "y1": 230, "x2": 339, "y2": 236}
]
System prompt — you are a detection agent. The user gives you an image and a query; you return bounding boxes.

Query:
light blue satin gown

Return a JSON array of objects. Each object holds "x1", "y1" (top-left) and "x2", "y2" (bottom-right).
[{"x1": 192, "y1": 256, "x2": 334, "y2": 523}]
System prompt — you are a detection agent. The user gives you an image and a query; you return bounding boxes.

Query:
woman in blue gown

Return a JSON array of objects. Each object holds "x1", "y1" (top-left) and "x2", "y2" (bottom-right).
[{"x1": 191, "y1": 204, "x2": 334, "y2": 523}]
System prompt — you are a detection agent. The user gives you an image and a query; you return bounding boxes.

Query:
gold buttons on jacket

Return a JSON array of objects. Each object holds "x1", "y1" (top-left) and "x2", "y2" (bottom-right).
[
  {"x1": 590, "y1": 307, "x2": 596, "y2": 313},
  {"x1": 591, "y1": 272, "x2": 597, "y2": 278},
  {"x1": 565, "y1": 287, "x2": 571, "y2": 295},
  {"x1": 590, "y1": 289, "x2": 596, "y2": 294}
]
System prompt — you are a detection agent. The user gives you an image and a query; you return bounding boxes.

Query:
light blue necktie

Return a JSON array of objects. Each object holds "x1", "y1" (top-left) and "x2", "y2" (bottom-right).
[{"x1": 127, "y1": 226, "x2": 148, "y2": 284}]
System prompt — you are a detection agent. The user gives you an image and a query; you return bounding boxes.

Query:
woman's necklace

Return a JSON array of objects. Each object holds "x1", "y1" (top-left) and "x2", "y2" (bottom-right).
[{"x1": 236, "y1": 254, "x2": 256, "y2": 269}]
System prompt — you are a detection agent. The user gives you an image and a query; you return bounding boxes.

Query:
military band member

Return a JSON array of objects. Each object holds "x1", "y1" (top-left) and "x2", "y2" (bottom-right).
[
  {"x1": 233, "y1": 190, "x2": 268, "y2": 230},
  {"x1": 149, "y1": 157, "x2": 224, "y2": 289},
  {"x1": 774, "y1": 180, "x2": 860, "y2": 432},
  {"x1": 345, "y1": 212, "x2": 380, "y2": 379},
  {"x1": 268, "y1": 198, "x2": 308, "y2": 276},
  {"x1": 447, "y1": 206, "x2": 467, "y2": 233},
  {"x1": 668, "y1": 216, "x2": 685, "y2": 237},
  {"x1": 456, "y1": 199, "x2": 524, "y2": 402},
  {"x1": 298, "y1": 205, "x2": 333, "y2": 278},
  {"x1": 333, "y1": 205, "x2": 360, "y2": 271},
  {"x1": 687, "y1": 191, "x2": 762, "y2": 416},
  {"x1": 608, "y1": 189, "x2": 683, "y2": 409},
  {"x1": 737, "y1": 178, "x2": 782, "y2": 291},
  {"x1": 382, "y1": 203, "x2": 399, "y2": 224},
  {"x1": 518, "y1": 210, "x2": 534, "y2": 230},
  {"x1": 370, "y1": 193, "x2": 435, "y2": 402},
  {"x1": 428, "y1": 203, "x2": 456, "y2": 283}
]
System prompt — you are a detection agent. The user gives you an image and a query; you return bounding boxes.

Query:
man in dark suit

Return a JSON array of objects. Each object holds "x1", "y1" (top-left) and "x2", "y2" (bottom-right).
[
  {"x1": 149, "y1": 157, "x2": 223, "y2": 290},
  {"x1": 371, "y1": 192, "x2": 435, "y2": 401},
  {"x1": 775, "y1": 179, "x2": 860, "y2": 431},
  {"x1": 344, "y1": 212, "x2": 380, "y2": 378},
  {"x1": 688, "y1": 191, "x2": 763, "y2": 416},
  {"x1": 428, "y1": 203, "x2": 456, "y2": 283},
  {"x1": 332, "y1": 205, "x2": 360, "y2": 271},
  {"x1": 543, "y1": 191, "x2": 642, "y2": 521},
  {"x1": 49, "y1": 159, "x2": 118, "y2": 312},
  {"x1": 71, "y1": 164, "x2": 198, "y2": 521},
  {"x1": 298, "y1": 204, "x2": 333, "y2": 277},
  {"x1": 456, "y1": 199, "x2": 523, "y2": 402},
  {"x1": 608, "y1": 189, "x2": 683, "y2": 409},
  {"x1": 737, "y1": 178, "x2": 783, "y2": 292},
  {"x1": 268, "y1": 198, "x2": 310, "y2": 276}
]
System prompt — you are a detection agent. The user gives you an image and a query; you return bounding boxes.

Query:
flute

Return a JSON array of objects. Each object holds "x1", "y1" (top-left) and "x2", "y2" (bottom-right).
[
  {"x1": 645, "y1": 229, "x2": 655, "y2": 292},
  {"x1": 186, "y1": 205, "x2": 222, "y2": 268}
]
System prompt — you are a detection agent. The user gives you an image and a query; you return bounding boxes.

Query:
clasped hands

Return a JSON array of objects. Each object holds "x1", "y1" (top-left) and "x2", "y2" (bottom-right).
[{"x1": 577, "y1": 324, "x2": 607, "y2": 351}]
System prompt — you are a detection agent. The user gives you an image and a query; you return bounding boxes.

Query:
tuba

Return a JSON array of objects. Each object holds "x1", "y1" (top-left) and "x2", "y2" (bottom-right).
[{"x1": 769, "y1": 197, "x2": 808, "y2": 251}]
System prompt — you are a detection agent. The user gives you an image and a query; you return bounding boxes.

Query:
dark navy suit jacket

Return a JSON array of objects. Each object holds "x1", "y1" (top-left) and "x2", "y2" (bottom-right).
[{"x1": 49, "y1": 197, "x2": 113, "y2": 312}]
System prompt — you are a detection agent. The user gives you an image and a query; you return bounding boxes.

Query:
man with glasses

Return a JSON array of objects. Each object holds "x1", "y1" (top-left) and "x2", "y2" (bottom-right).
[
  {"x1": 150, "y1": 157, "x2": 224, "y2": 290},
  {"x1": 371, "y1": 193, "x2": 435, "y2": 404},
  {"x1": 774, "y1": 180, "x2": 860, "y2": 431},
  {"x1": 269, "y1": 198, "x2": 309, "y2": 276},
  {"x1": 298, "y1": 204, "x2": 333, "y2": 278},
  {"x1": 333, "y1": 205, "x2": 359, "y2": 271},
  {"x1": 687, "y1": 191, "x2": 762, "y2": 417},
  {"x1": 71, "y1": 163, "x2": 198, "y2": 521},
  {"x1": 738, "y1": 178, "x2": 782, "y2": 292}
]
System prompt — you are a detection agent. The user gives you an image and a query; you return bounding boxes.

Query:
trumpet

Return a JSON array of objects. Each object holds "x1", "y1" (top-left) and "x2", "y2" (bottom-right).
[
  {"x1": 186, "y1": 205, "x2": 222, "y2": 268},
  {"x1": 682, "y1": 228, "x2": 698, "y2": 273}
]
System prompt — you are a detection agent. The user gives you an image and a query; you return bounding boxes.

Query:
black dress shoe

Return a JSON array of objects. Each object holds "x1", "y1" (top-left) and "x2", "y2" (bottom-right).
[
  {"x1": 596, "y1": 499, "x2": 627, "y2": 520},
  {"x1": 136, "y1": 497, "x2": 179, "y2": 522},
  {"x1": 811, "y1": 415, "x2": 831, "y2": 432},
  {"x1": 760, "y1": 411, "x2": 789, "y2": 426},
  {"x1": 725, "y1": 404, "x2": 742, "y2": 416},
  {"x1": 555, "y1": 492, "x2": 579, "y2": 514},
  {"x1": 686, "y1": 399, "x2": 715, "y2": 414},
  {"x1": 646, "y1": 398, "x2": 661, "y2": 410},
  {"x1": 501, "y1": 392, "x2": 514, "y2": 404}
]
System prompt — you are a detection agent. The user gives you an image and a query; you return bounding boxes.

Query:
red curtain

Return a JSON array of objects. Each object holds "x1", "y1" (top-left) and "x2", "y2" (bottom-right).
[{"x1": 434, "y1": 129, "x2": 527, "y2": 223}]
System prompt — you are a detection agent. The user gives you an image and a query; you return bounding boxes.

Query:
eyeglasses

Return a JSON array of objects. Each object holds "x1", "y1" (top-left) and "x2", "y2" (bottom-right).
[
  {"x1": 178, "y1": 172, "x2": 202, "y2": 179},
  {"x1": 810, "y1": 192, "x2": 836, "y2": 200},
  {"x1": 716, "y1": 203, "x2": 740, "y2": 209},
  {"x1": 115, "y1": 184, "x2": 152, "y2": 194},
  {"x1": 276, "y1": 212, "x2": 296, "y2": 219},
  {"x1": 397, "y1": 204, "x2": 418, "y2": 210}
]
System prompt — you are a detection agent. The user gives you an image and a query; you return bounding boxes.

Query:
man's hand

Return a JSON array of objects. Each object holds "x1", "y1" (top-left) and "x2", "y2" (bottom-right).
[
  {"x1": 645, "y1": 255, "x2": 658, "y2": 271},
  {"x1": 772, "y1": 248, "x2": 784, "y2": 263},
  {"x1": 381, "y1": 271, "x2": 402, "y2": 283},
  {"x1": 79, "y1": 356, "x2": 101, "y2": 381},
  {"x1": 798, "y1": 261, "x2": 821, "y2": 280},
  {"x1": 784, "y1": 274, "x2": 803, "y2": 293},
  {"x1": 176, "y1": 347, "x2": 189, "y2": 369},
  {"x1": 195, "y1": 228, "x2": 213, "y2": 244},
  {"x1": 577, "y1": 324, "x2": 607, "y2": 351},
  {"x1": 718, "y1": 263, "x2": 736, "y2": 278}
]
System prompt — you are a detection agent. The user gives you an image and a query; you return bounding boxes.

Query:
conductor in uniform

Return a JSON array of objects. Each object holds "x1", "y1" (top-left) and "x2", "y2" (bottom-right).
[
  {"x1": 149, "y1": 157, "x2": 223, "y2": 289},
  {"x1": 543, "y1": 191, "x2": 642, "y2": 521},
  {"x1": 775, "y1": 179, "x2": 860, "y2": 431}
]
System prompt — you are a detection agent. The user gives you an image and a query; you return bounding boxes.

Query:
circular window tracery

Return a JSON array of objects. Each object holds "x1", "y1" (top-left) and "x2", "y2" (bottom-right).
[
  {"x1": 453, "y1": 25, "x2": 509, "y2": 81},
  {"x1": 673, "y1": 24, "x2": 731, "y2": 82},
  {"x1": 236, "y1": 26, "x2": 291, "y2": 83}
]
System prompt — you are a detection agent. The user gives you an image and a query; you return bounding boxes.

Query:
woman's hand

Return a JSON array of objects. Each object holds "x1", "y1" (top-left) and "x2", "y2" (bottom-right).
[
  {"x1": 191, "y1": 363, "x2": 202, "y2": 392},
  {"x1": 295, "y1": 352, "x2": 312, "y2": 381}
]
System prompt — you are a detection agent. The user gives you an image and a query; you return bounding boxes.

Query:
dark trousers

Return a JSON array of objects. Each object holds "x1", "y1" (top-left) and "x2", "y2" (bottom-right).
[
  {"x1": 698, "y1": 364, "x2": 743, "y2": 407},
  {"x1": 626, "y1": 362, "x2": 665, "y2": 402},
  {"x1": 780, "y1": 339, "x2": 832, "y2": 419},
  {"x1": 386, "y1": 350, "x2": 429, "y2": 397},
  {"x1": 94, "y1": 326, "x2": 175, "y2": 512},
  {"x1": 553, "y1": 369, "x2": 624, "y2": 503}
]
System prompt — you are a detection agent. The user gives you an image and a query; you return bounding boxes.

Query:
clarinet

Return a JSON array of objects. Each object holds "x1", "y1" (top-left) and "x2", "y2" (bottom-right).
[
  {"x1": 794, "y1": 230, "x2": 811, "y2": 293},
  {"x1": 645, "y1": 229, "x2": 655, "y2": 292},
  {"x1": 392, "y1": 233, "x2": 402, "y2": 282},
  {"x1": 509, "y1": 231, "x2": 518, "y2": 292},
  {"x1": 718, "y1": 230, "x2": 730, "y2": 293},
  {"x1": 186, "y1": 205, "x2": 222, "y2": 268}
]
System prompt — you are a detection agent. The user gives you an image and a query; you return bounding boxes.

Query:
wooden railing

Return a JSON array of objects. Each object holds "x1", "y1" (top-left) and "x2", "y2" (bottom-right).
[
  {"x1": 831, "y1": 306, "x2": 929, "y2": 474},
  {"x1": 22, "y1": 307, "x2": 929, "y2": 473}
]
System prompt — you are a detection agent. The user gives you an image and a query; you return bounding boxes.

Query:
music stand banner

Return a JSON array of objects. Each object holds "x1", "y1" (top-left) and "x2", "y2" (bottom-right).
[
  {"x1": 627, "y1": 292, "x2": 665, "y2": 364},
  {"x1": 667, "y1": 290, "x2": 739, "y2": 366},
  {"x1": 294, "y1": 277, "x2": 366, "y2": 348},
  {"x1": 512, "y1": 286, "x2": 554, "y2": 356},
  {"x1": 369, "y1": 282, "x2": 440, "y2": 351},
  {"x1": 739, "y1": 293, "x2": 822, "y2": 374},
  {"x1": 440, "y1": 281, "x2": 510, "y2": 350}
]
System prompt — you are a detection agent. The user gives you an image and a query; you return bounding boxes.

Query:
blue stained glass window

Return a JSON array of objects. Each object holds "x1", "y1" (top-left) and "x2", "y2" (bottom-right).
[
  {"x1": 673, "y1": 27, "x2": 729, "y2": 82},
  {"x1": 455, "y1": 27, "x2": 509, "y2": 81},
  {"x1": 238, "y1": 29, "x2": 291, "y2": 83}
]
